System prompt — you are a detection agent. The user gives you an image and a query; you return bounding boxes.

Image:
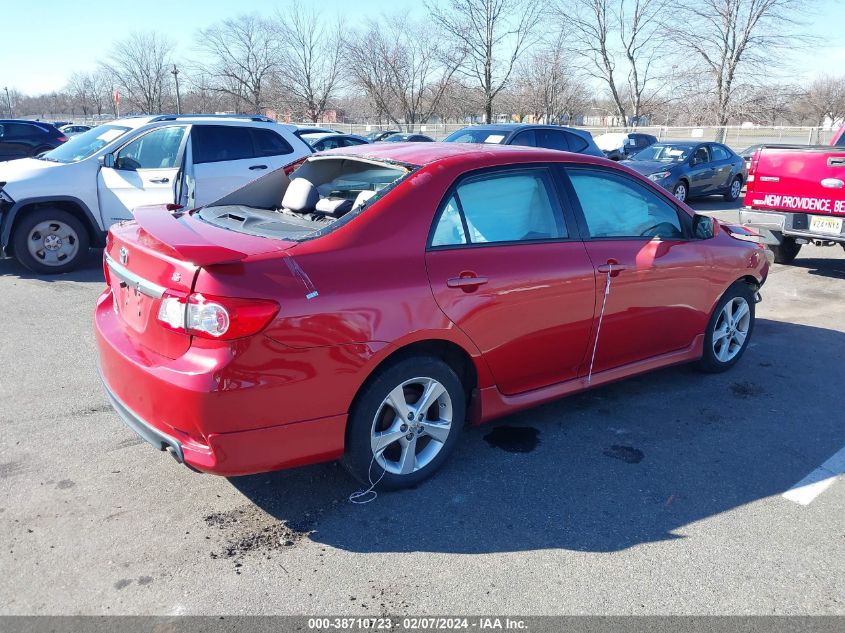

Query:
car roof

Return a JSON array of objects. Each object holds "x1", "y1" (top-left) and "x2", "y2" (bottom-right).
[
  {"x1": 318, "y1": 140, "x2": 605, "y2": 168},
  {"x1": 108, "y1": 115, "x2": 297, "y2": 131}
]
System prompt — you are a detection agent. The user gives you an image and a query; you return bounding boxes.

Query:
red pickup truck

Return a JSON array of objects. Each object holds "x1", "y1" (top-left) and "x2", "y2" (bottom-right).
[{"x1": 741, "y1": 126, "x2": 845, "y2": 262}]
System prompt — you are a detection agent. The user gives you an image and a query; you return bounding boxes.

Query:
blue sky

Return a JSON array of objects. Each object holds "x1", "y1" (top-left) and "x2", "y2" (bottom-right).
[{"x1": 1, "y1": 0, "x2": 843, "y2": 94}]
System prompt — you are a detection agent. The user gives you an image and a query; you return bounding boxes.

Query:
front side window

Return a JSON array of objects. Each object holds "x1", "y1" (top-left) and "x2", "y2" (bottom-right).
[
  {"x1": 567, "y1": 168, "x2": 684, "y2": 239},
  {"x1": 692, "y1": 145, "x2": 710, "y2": 165},
  {"x1": 116, "y1": 126, "x2": 187, "y2": 170},
  {"x1": 431, "y1": 169, "x2": 566, "y2": 247}
]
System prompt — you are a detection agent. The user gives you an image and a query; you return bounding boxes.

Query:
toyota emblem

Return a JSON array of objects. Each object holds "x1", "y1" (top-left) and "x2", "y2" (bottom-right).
[{"x1": 119, "y1": 247, "x2": 128, "y2": 265}]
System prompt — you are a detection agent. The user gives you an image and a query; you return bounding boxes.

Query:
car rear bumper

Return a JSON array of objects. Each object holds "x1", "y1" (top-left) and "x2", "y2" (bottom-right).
[
  {"x1": 740, "y1": 208, "x2": 845, "y2": 244},
  {"x1": 94, "y1": 289, "x2": 347, "y2": 476}
]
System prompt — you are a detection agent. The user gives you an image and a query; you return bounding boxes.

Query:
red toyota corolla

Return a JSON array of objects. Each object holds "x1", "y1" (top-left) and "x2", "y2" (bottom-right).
[{"x1": 95, "y1": 142, "x2": 771, "y2": 488}]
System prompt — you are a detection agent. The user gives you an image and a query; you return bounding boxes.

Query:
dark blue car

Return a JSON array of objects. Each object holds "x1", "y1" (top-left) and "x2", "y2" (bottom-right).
[
  {"x1": 622, "y1": 141, "x2": 746, "y2": 203},
  {"x1": 443, "y1": 123, "x2": 604, "y2": 157}
]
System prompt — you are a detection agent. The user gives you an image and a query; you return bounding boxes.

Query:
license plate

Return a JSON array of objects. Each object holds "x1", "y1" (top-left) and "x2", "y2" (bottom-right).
[{"x1": 809, "y1": 215, "x2": 843, "y2": 235}]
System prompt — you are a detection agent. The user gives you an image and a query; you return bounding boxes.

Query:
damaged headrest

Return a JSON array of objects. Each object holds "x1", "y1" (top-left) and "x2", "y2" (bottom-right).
[
  {"x1": 282, "y1": 178, "x2": 319, "y2": 212},
  {"x1": 315, "y1": 197, "x2": 354, "y2": 217}
]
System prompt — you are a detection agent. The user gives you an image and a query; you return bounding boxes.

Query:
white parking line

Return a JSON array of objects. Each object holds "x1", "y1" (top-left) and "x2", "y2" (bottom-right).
[{"x1": 782, "y1": 445, "x2": 845, "y2": 506}]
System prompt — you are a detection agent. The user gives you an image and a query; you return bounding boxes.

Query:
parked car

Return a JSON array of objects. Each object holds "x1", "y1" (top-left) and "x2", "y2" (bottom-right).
[
  {"x1": 292, "y1": 126, "x2": 338, "y2": 141},
  {"x1": 0, "y1": 120, "x2": 67, "y2": 161},
  {"x1": 300, "y1": 132, "x2": 370, "y2": 151},
  {"x1": 382, "y1": 133, "x2": 434, "y2": 142},
  {"x1": 0, "y1": 114, "x2": 311, "y2": 273},
  {"x1": 95, "y1": 142, "x2": 770, "y2": 489},
  {"x1": 444, "y1": 123, "x2": 603, "y2": 157},
  {"x1": 60, "y1": 124, "x2": 92, "y2": 137},
  {"x1": 366, "y1": 130, "x2": 400, "y2": 142},
  {"x1": 622, "y1": 141, "x2": 746, "y2": 202},
  {"x1": 594, "y1": 132, "x2": 657, "y2": 160},
  {"x1": 740, "y1": 125, "x2": 845, "y2": 263}
]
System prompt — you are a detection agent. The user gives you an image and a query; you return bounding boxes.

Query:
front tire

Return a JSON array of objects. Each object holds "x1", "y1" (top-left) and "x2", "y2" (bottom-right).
[
  {"x1": 673, "y1": 181, "x2": 688, "y2": 202},
  {"x1": 697, "y1": 282, "x2": 755, "y2": 373},
  {"x1": 11, "y1": 208, "x2": 90, "y2": 274},
  {"x1": 769, "y1": 236, "x2": 801, "y2": 264},
  {"x1": 343, "y1": 356, "x2": 466, "y2": 490}
]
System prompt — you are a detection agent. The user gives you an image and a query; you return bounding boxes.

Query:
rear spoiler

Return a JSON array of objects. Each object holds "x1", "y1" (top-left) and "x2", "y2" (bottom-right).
[{"x1": 132, "y1": 205, "x2": 249, "y2": 266}]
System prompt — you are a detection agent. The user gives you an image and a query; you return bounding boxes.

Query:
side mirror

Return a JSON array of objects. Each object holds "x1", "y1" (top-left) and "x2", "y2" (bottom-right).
[
  {"x1": 693, "y1": 214, "x2": 715, "y2": 239},
  {"x1": 100, "y1": 153, "x2": 115, "y2": 169}
]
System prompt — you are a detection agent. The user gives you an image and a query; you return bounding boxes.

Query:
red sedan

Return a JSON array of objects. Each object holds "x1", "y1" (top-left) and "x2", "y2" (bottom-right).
[{"x1": 95, "y1": 142, "x2": 771, "y2": 488}]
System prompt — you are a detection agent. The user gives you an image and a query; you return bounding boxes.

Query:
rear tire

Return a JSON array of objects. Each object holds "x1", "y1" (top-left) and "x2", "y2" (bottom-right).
[
  {"x1": 342, "y1": 356, "x2": 465, "y2": 490},
  {"x1": 11, "y1": 208, "x2": 90, "y2": 274},
  {"x1": 697, "y1": 282, "x2": 756, "y2": 373},
  {"x1": 769, "y1": 237, "x2": 801, "y2": 264},
  {"x1": 724, "y1": 176, "x2": 742, "y2": 202}
]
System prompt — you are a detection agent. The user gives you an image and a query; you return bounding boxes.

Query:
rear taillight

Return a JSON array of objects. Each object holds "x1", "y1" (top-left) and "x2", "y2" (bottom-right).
[
  {"x1": 284, "y1": 157, "x2": 308, "y2": 176},
  {"x1": 57, "y1": 135, "x2": 68, "y2": 142},
  {"x1": 157, "y1": 291, "x2": 279, "y2": 340}
]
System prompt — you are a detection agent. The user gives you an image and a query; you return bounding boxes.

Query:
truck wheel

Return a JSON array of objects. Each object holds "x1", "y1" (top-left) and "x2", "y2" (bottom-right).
[
  {"x1": 724, "y1": 176, "x2": 742, "y2": 202},
  {"x1": 769, "y1": 237, "x2": 801, "y2": 265},
  {"x1": 11, "y1": 208, "x2": 90, "y2": 274}
]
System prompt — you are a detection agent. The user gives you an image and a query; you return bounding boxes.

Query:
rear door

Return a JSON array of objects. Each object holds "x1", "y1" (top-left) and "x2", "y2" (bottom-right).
[
  {"x1": 708, "y1": 143, "x2": 735, "y2": 190},
  {"x1": 189, "y1": 125, "x2": 299, "y2": 207},
  {"x1": 425, "y1": 165, "x2": 596, "y2": 395},
  {"x1": 562, "y1": 166, "x2": 712, "y2": 373},
  {"x1": 97, "y1": 125, "x2": 189, "y2": 226}
]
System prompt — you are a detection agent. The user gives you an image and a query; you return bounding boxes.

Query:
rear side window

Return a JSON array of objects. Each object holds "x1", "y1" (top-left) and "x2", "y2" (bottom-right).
[
  {"x1": 535, "y1": 130, "x2": 570, "y2": 151},
  {"x1": 711, "y1": 145, "x2": 730, "y2": 160},
  {"x1": 431, "y1": 169, "x2": 567, "y2": 247},
  {"x1": 567, "y1": 168, "x2": 684, "y2": 239},
  {"x1": 565, "y1": 132, "x2": 589, "y2": 153},
  {"x1": 252, "y1": 128, "x2": 294, "y2": 157},
  {"x1": 193, "y1": 125, "x2": 254, "y2": 164}
]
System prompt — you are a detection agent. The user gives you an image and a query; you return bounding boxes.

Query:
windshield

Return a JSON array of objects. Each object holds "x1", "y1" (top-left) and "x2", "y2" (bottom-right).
[
  {"x1": 41, "y1": 125, "x2": 131, "y2": 163},
  {"x1": 632, "y1": 143, "x2": 692, "y2": 162},
  {"x1": 443, "y1": 128, "x2": 509, "y2": 144}
]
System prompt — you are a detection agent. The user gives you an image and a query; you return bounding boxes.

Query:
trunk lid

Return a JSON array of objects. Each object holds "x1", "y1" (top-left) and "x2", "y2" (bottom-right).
[
  {"x1": 105, "y1": 205, "x2": 296, "y2": 359},
  {"x1": 745, "y1": 146, "x2": 845, "y2": 216}
]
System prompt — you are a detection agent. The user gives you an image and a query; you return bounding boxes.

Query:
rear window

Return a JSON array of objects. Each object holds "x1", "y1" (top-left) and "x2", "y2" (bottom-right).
[{"x1": 192, "y1": 125, "x2": 254, "y2": 163}]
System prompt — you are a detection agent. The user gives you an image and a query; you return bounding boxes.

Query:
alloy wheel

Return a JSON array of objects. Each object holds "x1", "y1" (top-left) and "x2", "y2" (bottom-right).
[
  {"x1": 730, "y1": 178, "x2": 742, "y2": 199},
  {"x1": 370, "y1": 377, "x2": 453, "y2": 475},
  {"x1": 27, "y1": 220, "x2": 80, "y2": 267},
  {"x1": 673, "y1": 183, "x2": 687, "y2": 202},
  {"x1": 712, "y1": 297, "x2": 751, "y2": 362}
]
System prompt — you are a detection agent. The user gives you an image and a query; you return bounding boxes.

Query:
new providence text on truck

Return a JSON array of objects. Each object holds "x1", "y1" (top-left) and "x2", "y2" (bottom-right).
[{"x1": 741, "y1": 125, "x2": 845, "y2": 263}]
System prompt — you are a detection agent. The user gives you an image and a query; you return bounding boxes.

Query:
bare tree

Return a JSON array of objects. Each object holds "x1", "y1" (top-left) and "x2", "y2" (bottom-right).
[
  {"x1": 557, "y1": 0, "x2": 668, "y2": 127},
  {"x1": 801, "y1": 75, "x2": 845, "y2": 128},
  {"x1": 66, "y1": 72, "x2": 93, "y2": 117},
  {"x1": 674, "y1": 0, "x2": 810, "y2": 127},
  {"x1": 102, "y1": 32, "x2": 174, "y2": 114},
  {"x1": 346, "y1": 17, "x2": 462, "y2": 130},
  {"x1": 428, "y1": 0, "x2": 543, "y2": 123},
  {"x1": 276, "y1": 4, "x2": 343, "y2": 122},
  {"x1": 193, "y1": 13, "x2": 280, "y2": 114}
]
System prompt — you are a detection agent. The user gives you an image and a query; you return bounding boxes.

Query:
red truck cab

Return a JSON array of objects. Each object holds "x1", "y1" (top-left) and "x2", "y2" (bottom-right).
[{"x1": 740, "y1": 125, "x2": 845, "y2": 262}]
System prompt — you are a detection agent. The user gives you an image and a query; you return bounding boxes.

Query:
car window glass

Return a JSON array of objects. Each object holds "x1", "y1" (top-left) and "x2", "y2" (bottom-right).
[
  {"x1": 535, "y1": 130, "x2": 569, "y2": 151},
  {"x1": 5, "y1": 123, "x2": 36, "y2": 138},
  {"x1": 711, "y1": 145, "x2": 730, "y2": 161},
  {"x1": 0, "y1": 124, "x2": 5, "y2": 138},
  {"x1": 192, "y1": 125, "x2": 254, "y2": 164},
  {"x1": 567, "y1": 132, "x2": 589, "y2": 152},
  {"x1": 432, "y1": 170, "x2": 566, "y2": 246},
  {"x1": 692, "y1": 146, "x2": 710, "y2": 164},
  {"x1": 252, "y1": 129, "x2": 294, "y2": 157},
  {"x1": 116, "y1": 126, "x2": 186, "y2": 170},
  {"x1": 431, "y1": 195, "x2": 467, "y2": 246},
  {"x1": 568, "y1": 169, "x2": 684, "y2": 239},
  {"x1": 510, "y1": 130, "x2": 536, "y2": 147}
]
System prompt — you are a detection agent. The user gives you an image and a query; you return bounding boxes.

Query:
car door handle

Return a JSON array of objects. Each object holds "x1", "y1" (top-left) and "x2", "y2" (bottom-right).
[
  {"x1": 149, "y1": 177, "x2": 169, "y2": 184},
  {"x1": 447, "y1": 275, "x2": 489, "y2": 290},
  {"x1": 597, "y1": 262, "x2": 627, "y2": 276},
  {"x1": 249, "y1": 164, "x2": 268, "y2": 170}
]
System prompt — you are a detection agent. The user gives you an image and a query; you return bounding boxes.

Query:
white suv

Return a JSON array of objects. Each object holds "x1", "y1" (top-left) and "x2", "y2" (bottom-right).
[{"x1": 0, "y1": 115, "x2": 311, "y2": 273}]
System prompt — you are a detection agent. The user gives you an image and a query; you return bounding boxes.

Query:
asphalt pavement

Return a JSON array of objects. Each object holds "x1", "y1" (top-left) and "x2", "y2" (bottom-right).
[{"x1": 1, "y1": 198, "x2": 843, "y2": 615}]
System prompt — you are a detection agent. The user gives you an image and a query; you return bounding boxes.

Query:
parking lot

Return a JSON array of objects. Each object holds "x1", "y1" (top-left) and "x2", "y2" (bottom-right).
[{"x1": 1, "y1": 199, "x2": 843, "y2": 616}]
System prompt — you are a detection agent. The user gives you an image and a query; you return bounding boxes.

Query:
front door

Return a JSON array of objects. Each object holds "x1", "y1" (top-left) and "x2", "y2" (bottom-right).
[
  {"x1": 97, "y1": 125, "x2": 188, "y2": 227},
  {"x1": 688, "y1": 144, "x2": 716, "y2": 196},
  {"x1": 426, "y1": 166, "x2": 596, "y2": 395},
  {"x1": 563, "y1": 166, "x2": 713, "y2": 374}
]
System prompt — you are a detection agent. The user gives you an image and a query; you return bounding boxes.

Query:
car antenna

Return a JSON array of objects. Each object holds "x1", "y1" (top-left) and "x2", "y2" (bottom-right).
[{"x1": 586, "y1": 262, "x2": 613, "y2": 385}]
